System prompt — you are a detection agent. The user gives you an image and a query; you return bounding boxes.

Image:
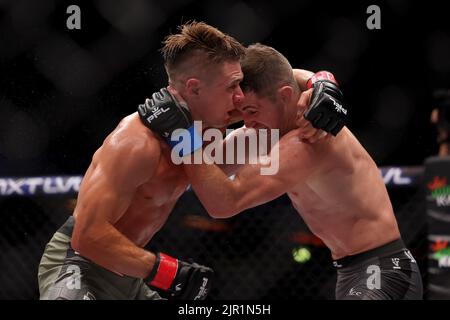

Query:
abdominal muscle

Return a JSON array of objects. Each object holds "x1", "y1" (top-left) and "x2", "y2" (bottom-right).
[
  {"x1": 289, "y1": 187, "x2": 399, "y2": 259},
  {"x1": 286, "y1": 139, "x2": 400, "y2": 259},
  {"x1": 113, "y1": 153, "x2": 188, "y2": 247},
  {"x1": 113, "y1": 198, "x2": 177, "y2": 248}
]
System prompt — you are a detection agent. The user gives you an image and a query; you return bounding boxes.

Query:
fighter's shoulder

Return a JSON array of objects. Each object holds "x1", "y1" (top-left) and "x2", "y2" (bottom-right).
[
  {"x1": 103, "y1": 113, "x2": 162, "y2": 160},
  {"x1": 274, "y1": 130, "x2": 316, "y2": 162},
  {"x1": 277, "y1": 129, "x2": 303, "y2": 149}
]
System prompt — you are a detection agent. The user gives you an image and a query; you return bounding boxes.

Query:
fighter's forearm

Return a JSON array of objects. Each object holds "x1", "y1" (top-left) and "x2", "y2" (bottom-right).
[
  {"x1": 293, "y1": 69, "x2": 314, "y2": 91},
  {"x1": 72, "y1": 219, "x2": 155, "y2": 278},
  {"x1": 217, "y1": 163, "x2": 243, "y2": 177},
  {"x1": 184, "y1": 162, "x2": 242, "y2": 218},
  {"x1": 185, "y1": 142, "x2": 288, "y2": 218}
]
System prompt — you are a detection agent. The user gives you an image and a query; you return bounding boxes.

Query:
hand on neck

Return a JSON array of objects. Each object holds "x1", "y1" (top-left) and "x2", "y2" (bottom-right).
[{"x1": 283, "y1": 92, "x2": 303, "y2": 134}]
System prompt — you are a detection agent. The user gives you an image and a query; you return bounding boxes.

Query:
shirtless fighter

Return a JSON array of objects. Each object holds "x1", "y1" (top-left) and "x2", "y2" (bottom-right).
[
  {"x1": 144, "y1": 44, "x2": 423, "y2": 299},
  {"x1": 37, "y1": 21, "x2": 246, "y2": 300}
]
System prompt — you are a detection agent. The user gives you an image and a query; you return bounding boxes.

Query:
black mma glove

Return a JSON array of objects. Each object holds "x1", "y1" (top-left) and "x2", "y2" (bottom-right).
[
  {"x1": 144, "y1": 252, "x2": 214, "y2": 300},
  {"x1": 138, "y1": 88, "x2": 203, "y2": 156},
  {"x1": 304, "y1": 71, "x2": 348, "y2": 136}
]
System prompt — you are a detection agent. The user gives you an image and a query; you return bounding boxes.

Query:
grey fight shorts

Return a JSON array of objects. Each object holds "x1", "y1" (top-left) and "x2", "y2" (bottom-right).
[{"x1": 38, "y1": 216, "x2": 163, "y2": 300}]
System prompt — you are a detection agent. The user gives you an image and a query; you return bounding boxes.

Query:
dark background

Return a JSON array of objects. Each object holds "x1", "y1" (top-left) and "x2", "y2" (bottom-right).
[
  {"x1": 0, "y1": 0, "x2": 447, "y2": 300},
  {"x1": 1, "y1": 0, "x2": 449, "y2": 175}
]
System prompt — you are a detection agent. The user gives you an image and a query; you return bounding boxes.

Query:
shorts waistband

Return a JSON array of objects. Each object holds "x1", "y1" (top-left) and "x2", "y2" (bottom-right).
[
  {"x1": 333, "y1": 238, "x2": 405, "y2": 268},
  {"x1": 57, "y1": 216, "x2": 75, "y2": 237}
]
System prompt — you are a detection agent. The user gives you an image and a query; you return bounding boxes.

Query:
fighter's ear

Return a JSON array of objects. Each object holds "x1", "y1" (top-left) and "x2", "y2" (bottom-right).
[
  {"x1": 277, "y1": 86, "x2": 293, "y2": 105},
  {"x1": 186, "y1": 78, "x2": 201, "y2": 96}
]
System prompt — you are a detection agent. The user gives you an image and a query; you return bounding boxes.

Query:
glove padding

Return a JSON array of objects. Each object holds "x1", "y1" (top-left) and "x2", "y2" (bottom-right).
[
  {"x1": 138, "y1": 88, "x2": 203, "y2": 156},
  {"x1": 138, "y1": 88, "x2": 193, "y2": 139},
  {"x1": 145, "y1": 252, "x2": 214, "y2": 300},
  {"x1": 304, "y1": 72, "x2": 348, "y2": 136}
]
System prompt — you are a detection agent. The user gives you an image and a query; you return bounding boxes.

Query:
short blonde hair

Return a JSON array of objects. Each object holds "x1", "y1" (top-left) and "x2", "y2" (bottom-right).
[{"x1": 161, "y1": 21, "x2": 245, "y2": 81}]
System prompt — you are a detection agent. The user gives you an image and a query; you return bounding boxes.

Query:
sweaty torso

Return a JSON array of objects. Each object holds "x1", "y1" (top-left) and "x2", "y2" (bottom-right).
[
  {"x1": 74, "y1": 113, "x2": 188, "y2": 247},
  {"x1": 284, "y1": 128, "x2": 400, "y2": 259}
]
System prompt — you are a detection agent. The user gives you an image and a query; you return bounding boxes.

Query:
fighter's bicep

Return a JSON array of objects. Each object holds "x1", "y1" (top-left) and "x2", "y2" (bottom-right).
[
  {"x1": 233, "y1": 172, "x2": 289, "y2": 211},
  {"x1": 76, "y1": 176, "x2": 130, "y2": 223}
]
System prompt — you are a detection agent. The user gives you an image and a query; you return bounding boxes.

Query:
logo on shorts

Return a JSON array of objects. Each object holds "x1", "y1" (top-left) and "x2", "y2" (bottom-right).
[
  {"x1": 83, "y1": 291, "x2": 96, "y2": 300},
  {"x1": 349, "y1": 287, "x2": 362, "y2": 296},
  {"x1": 391, "y1": 257, "x2": 401, "y2": 270},
  {"x1": 404, "y1": 250, "x2": 416, "y2": 263}
]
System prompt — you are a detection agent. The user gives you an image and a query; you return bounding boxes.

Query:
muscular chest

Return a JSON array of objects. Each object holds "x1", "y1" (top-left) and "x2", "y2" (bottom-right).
[
  {"x1": 288, "y1": 182, "x2": 333, "y2": 219},
  {"x1": 137, "y1": 146, "x2": 189, "y2": 206}
]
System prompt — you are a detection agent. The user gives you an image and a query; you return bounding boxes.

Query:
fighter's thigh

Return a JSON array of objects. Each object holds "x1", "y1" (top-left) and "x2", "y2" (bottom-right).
[
  {"x1": 336, "y1": 266, "x2": 391, "y2": 300},
  {"x1": 338, "y1": 283, "x2": 392, "y2": 300},
  {"x1": 337, "y1": 267, "x2": 421, "y2": 300},
  {"x1": 41, "y1": 264, "x2": 104, "y2": 300}
]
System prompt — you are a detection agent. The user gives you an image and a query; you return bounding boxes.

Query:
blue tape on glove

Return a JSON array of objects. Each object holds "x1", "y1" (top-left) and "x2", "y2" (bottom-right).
[{"x1": 168, "y1": 125, "x2": 203, "y2": 157}]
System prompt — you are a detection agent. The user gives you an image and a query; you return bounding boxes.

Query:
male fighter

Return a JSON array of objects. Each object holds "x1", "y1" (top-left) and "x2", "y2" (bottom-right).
[
  {"x1": 37, "y1": 21, "x2": 245, "y2": 300},
  {"x1": 145, "y1": 44, "x2": 423, "y2": 299}
]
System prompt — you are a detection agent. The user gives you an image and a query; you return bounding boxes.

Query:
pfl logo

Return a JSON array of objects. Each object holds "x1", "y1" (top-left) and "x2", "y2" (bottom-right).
[{"x1": 147, "y1": 106, "x2": 170, "y2": 123}]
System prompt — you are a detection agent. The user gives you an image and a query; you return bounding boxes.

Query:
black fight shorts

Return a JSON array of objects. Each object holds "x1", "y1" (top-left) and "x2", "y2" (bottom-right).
[{"x1": 334, "y1": 238, "x2": 423, "y2": 300}]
